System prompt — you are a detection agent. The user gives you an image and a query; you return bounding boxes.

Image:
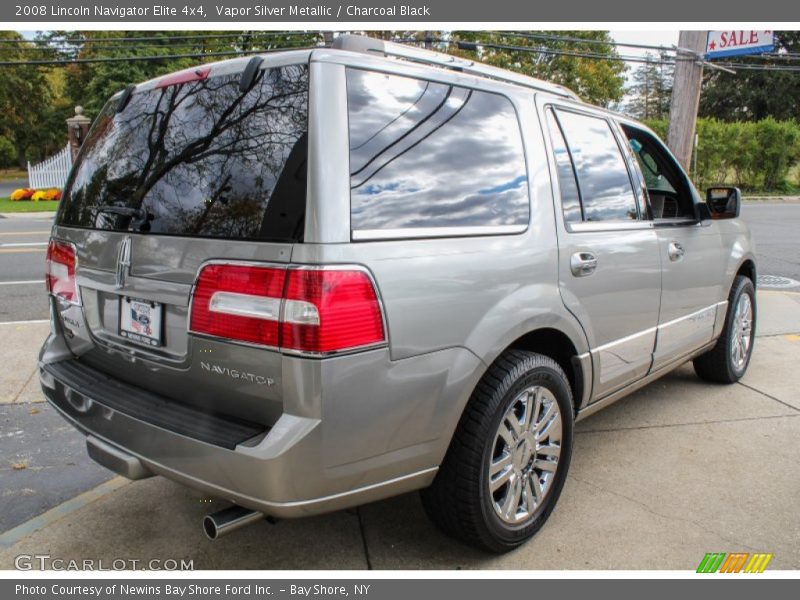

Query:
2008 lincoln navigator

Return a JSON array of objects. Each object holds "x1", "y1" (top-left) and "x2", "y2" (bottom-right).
[{"x1": 40, "y1": 35, "x2": 757, "y2": 552}]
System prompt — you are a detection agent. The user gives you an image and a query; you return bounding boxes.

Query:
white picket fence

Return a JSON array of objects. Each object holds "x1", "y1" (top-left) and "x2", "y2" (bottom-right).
[{"x1": 27, "y1": 144, "x2": 72, "y2": 189}]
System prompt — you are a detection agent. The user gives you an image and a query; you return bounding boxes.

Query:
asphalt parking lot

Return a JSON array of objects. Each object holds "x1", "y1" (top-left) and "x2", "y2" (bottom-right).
[{"x1": 0, "y1": 205, "x2": 798, "y2": 570}]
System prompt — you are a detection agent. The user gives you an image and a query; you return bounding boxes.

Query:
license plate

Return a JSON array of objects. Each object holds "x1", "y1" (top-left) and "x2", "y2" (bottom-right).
[{"x1": 119, "y1": 297, "x2": 163, "y2": 347}]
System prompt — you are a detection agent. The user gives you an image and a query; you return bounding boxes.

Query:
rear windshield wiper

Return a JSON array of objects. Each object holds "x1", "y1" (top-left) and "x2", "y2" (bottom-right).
[{"x1": 95, "y1": 206, "x2": 148, "y2": 219}]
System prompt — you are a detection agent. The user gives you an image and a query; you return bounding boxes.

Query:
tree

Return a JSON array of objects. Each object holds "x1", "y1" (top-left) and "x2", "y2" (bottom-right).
[
  {"x1": 0, "y1": 31, "x2": 57, "y2": 166},
  {"x1": 47, "y1": 31, "x2": 321, "y2": 116},
  {"x1": 700, "y1": 31, "x2": 800, "y2": 121},
  {"x1": 623, "y1": 54, "x2": 673, "y2": 120},
  {"x1": 447, "y1": 31, "x2": 627, "y2": 106}
]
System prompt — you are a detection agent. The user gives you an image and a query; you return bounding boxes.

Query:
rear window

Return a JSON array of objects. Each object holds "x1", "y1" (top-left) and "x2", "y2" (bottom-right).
[
  {"x1": 58, "y1": 64, "x2": 309, "y2": 242},
  {"x1": 345, "y1": 68, "x2": 530, "y2": 238}
]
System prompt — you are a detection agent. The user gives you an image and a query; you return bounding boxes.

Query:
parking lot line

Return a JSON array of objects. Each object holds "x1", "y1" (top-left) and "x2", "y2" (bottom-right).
[
  {"x1": 0, "y1": 242, "x2": 48, "y2": 248},
  {"x1": 0, "y1": 319, "x2": 49, "y2": 326},
  {"x1": 0, "y1": 477, "x2": 129, "y2": 550},
  {"x1": 0, "y1": 248, "x2": 45, "y2": 254},
  {"x1": 0, "y1": 280, "x2": 43, "y2": 286}
]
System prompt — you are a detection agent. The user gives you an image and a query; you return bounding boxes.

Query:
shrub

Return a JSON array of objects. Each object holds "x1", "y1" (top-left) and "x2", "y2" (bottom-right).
[{"x1": 642, "y1": 118, "x2": 800, "y2": 192}]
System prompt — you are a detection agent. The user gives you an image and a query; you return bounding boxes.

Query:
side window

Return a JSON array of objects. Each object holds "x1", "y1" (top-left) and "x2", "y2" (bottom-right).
[
  {"x1": 545, "y1": 110, "x2": 582, "y2": 224},
  {"x1": 346, "y1": 68, "x2": 530, "y2": 236},
  {"x1": 551, "y1": 109, "x2": 639, "y2": 222}
]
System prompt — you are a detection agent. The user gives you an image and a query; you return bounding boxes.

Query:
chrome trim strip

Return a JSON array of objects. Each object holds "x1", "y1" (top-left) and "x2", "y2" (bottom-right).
[
  {"x1": 567, "y1": 220, "x2": 654, "y2": 233},
  {"x1": 576, "y1": 301, "x2": 726, "y2": 361},
  {"x1": 576, "y1": 339, "x2": 717, "y2": 422},
  {"x1": 591, "y1": 326, "x2": 657, "y2": 355},
  {"x1": 352, "y1": 224, "x2": 528, "y2": 241},
  {"x1": 657, "y1": 303, "x2": 723, "y2": 331}
]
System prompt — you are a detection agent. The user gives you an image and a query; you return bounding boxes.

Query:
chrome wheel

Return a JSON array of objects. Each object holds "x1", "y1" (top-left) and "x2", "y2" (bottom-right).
[
  {"x1": 488, "y1": 385, "x2": 562, "y2": 525},
  {"x1": 731, "y1": 293, "x2": 753, "y2": 371}
]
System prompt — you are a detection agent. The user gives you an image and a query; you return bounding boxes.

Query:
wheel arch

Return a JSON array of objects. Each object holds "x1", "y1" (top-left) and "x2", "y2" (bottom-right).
[
  {"x1": 503, "y1": 327, "x2": 588, "y2": 414},
  {"x1": 736, "y1": 258, "x2": 757, "y2": 285}
]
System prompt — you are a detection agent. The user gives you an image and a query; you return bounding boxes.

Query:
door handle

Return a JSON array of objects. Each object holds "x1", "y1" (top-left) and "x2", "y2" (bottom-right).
[
  {"x1": 668, "y1": 241, "x2": 685, "y2": 261},
  {"x1": 570, "y1": 251, "x2": 598, "y2": 277}
]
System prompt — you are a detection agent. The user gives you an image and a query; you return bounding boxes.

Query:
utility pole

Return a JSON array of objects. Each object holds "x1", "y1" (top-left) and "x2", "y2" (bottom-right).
[{"x1": 666, "y1": 31, "x2": 707, "y2": 172}]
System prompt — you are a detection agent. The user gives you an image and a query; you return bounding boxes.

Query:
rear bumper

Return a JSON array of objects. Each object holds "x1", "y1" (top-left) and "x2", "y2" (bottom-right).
[
  {"x1": 40, "y1": 357, "x2": 439, "y2": 518},
  {"x1": 38, "y1": 327, "x2": 483, "y2": 518}
]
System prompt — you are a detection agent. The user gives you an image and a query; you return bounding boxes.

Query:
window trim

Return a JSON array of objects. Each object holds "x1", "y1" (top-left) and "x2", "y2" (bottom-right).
[
  {"x1": 618, "y1": 121, "x2": 702, "y2": 223},
  {"x1": 344, "y1": 67, "x2": 532, "y2": 242}
]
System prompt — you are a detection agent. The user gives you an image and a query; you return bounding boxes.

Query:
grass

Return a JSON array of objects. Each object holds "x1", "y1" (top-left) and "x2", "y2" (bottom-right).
[{"x1": 0, "y1": 197, "x2": 59, "y2": 213}]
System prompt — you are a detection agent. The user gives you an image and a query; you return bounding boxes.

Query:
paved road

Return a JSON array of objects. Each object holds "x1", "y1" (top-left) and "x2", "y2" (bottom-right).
[
  {"x1": 1, "y1": 205, "x2": 798, "y2": 323},
  {"x1": 0, "y1": 215, "x2": 53, "y2": 322},
  {"x1": 740, "y1": 203, "x2": 800, "y2": 285},
  {"x1": 0, "y1": 178, "x2": 28, "y2": 198}
]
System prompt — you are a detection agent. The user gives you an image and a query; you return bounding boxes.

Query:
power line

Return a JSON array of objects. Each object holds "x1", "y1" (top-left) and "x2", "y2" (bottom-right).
[
  {"x1": 0, "y1": 47, "x2": 313, "y2": 67},
  {"x1": 492, "y1": 31, "x2": 678, "y2": 55},
  {"x1": 2, "y1": 33, "x2": 800, "y2": 73},
  {"x1": 0, "y1": 31, "x2": 315, "y2": 44}
]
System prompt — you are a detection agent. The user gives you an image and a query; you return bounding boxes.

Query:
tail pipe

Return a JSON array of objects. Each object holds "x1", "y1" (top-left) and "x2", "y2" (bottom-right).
[{"x1": 203, "y1": 506, "x2": 263, "y2": 540}]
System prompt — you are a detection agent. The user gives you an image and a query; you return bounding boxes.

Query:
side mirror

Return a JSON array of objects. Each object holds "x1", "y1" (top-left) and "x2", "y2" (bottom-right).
[{"x1": 705, "y1": 186, "x2": 742, "y2": 219}]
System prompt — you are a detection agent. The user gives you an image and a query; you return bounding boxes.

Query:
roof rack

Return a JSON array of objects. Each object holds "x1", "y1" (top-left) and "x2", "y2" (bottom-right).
[{"x1": 331, "y1": 35, "x2": 581, "y2": 101}]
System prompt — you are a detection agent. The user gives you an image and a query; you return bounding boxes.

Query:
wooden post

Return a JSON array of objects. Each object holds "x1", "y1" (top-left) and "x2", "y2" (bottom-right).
[{"x1": 666, "y1": 31, "x2": 707, "y2": 172}]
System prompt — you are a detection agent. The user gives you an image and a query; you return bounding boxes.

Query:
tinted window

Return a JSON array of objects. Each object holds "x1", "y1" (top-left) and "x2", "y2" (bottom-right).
[
  {"x1": 346, "y1": 69, "x2": 529, "y2": 234},
  {"x1": 546, "y1": 110, "x2": 582, "y2": 223},
  {"x1": 59, "y1": 65, "x2": 309, "y2": 241},
  {"x1": 553, "y1": 110, "x2": 638, "y2": 222}
]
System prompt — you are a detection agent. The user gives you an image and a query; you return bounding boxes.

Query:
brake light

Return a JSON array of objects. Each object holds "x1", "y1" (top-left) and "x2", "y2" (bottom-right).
[
  {"x1": 189, "y1": 264, "x2": 386, "y2": 354},
  {"x1": 282, "y1": 269, "x2": 386, "y2": 353},
  {"x1": 190, "y1": 265, "x2": 286, "y2": 347},
  {"x1": 45, "y1": 240, "x2": 79, "y2": 304}
]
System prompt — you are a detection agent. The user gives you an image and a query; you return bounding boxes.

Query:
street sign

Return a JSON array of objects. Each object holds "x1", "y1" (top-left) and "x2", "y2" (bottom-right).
[{"x1": 706, "y1": 31, "x2": 774, "y2": 59}]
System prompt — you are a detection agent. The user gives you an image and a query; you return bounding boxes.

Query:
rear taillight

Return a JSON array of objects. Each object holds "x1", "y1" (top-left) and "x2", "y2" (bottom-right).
[
  {"x1": 189, "y1": 264, "x2": 386, "y2": 355},
  {"x1": 282, "y1": 269, "x2": 386, "y2": 353},
  {"x1": 45, "y1": 240, "x2": 79, "y2": 304}
]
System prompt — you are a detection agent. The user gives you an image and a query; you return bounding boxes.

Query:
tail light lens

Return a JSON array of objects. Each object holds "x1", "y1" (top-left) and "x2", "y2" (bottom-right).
[
  {"x1": 282, "y1": 269, "x2": 386, "y2": 353},
  {"x1": 190, "y1": 265, "x2": 286, "y2": 347},
  {"x1": 46, "y1": 240, "x2": 79, "y2": 304},
  {"x1": 189, "y1": 264, "x2": 386, "y2": 355}
]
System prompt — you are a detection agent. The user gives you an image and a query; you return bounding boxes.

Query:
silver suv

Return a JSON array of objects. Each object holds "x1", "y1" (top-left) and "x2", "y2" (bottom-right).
[{"x1": 40, "y1": 36, "x2": 757, "y2": 552}]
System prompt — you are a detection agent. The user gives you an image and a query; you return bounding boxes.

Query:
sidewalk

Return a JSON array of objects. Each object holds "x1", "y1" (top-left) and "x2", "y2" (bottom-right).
[{"x1": 1, "y1": 292, "x2": 798, "y2": 569}]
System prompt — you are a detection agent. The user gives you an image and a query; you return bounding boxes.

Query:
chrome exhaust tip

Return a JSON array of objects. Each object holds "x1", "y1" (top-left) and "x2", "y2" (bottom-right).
[{"x1": 203, "y1": 505, "x2": 263, "y2": 540}]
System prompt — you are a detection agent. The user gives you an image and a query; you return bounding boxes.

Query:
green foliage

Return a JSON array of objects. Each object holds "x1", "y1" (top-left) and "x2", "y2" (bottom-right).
[
  {"x1": 0, "y1": 31, "x2": 59, "y2": 166},
  {"x1": 644, "y1": 117, "x2": 800, "y2": 191},
  {"x1": 623, "y1": 55, "x2": 673, "y2": 120},
  {"x1": 448, "y1": 31, "x2": 627, "y2": 106},
  {"x1": 0, "y1": 136, "x2": 16, "y2": 167},
  {"x1": 52, "y1": 31, "x2": 322, "y2": 116}
]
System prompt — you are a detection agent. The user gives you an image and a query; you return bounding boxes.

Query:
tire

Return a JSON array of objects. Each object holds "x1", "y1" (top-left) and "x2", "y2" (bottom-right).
[
  {"x1": 421, "y1": 350, "x2": 574, "y2": 553},
  {"x1": 693, "y1": 275, "x2": 756, "y2": 383}
]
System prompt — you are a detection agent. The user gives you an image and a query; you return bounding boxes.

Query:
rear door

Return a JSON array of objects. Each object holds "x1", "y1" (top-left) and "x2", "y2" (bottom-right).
[
  {"x1": 51, "y1": 59, "x2": 311, "y2": 425},
  {"x1": 541, "y1": 103, "x2": 662, "y2": 401},
  {"x1": 619, "y1": 123, "x2": 727, "y2": 369}
]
